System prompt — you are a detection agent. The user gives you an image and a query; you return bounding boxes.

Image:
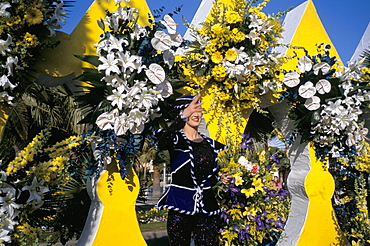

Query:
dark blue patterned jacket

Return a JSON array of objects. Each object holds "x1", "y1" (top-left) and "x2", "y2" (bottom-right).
[{"x1": 155, "y1": 129, "x2": 228, "y2": 215}]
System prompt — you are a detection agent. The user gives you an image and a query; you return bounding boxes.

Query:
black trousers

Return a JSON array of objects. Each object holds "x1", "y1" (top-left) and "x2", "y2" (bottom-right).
[{"x1": 167, "y1": 210, "x2": 221, "y2": 246}]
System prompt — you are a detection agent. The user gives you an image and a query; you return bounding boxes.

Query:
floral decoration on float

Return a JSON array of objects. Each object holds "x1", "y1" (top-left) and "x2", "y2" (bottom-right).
[
  {"x1": 73, "y1": 1, "x2": 186, "y2": 178},
  {"x1": 280, "y1": 44, "x2": 370, "y2": 245},
  {"x1": 215, "y1": 133, "x2": 290, "y2": 246},
  {"x1": 182, "y1": 0, "x2": 287, "y2": 139},
  {"x1": 0, "y1": 0, "x2": 69, "y2": 105}
]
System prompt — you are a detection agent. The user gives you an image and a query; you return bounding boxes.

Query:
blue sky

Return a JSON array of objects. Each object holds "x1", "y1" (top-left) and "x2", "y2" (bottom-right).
[{"x1": 61, "y1": 0, "x2": 370, "y2": 63}]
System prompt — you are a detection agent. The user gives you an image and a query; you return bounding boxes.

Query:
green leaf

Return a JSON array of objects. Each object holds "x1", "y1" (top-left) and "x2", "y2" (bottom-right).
[{"x1": 74, "y1": 55, "x2": 101, "y2": 67}]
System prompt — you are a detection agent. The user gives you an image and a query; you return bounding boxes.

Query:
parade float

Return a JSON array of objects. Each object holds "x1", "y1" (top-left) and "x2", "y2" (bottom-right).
[{"x1": 0, "y1": 0, "x2": 369, "y2": 245}]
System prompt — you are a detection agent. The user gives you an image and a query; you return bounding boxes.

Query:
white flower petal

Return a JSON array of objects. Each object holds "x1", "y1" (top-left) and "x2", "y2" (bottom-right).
[
  {"x1": 299, "y1": 81, "x2": 316, "y2": 98},
  {"x1": 146, "y1": 63, "x2": 165, "y2": 84},
  {"x1": 298, "y1": 56, "x2": 312, "y2": 73},
  {"x1": 304, "y1": 96, "x2": 320, "y2": 111},
  {"x1": 313, "y1": 62, "x2": 330, "y2": 75},
  {"x1": 151, "y1": 31, "x2": 172, "y2": 51},
  {"x1": 160, "y1": 14, "x2": 177, "y2": 34},
  {"x1": 283, "y1": 72, "x2": 300, "y2": 87},
  {"x1": 315, "y1": 79, "x2": 331, "y2": 94}
]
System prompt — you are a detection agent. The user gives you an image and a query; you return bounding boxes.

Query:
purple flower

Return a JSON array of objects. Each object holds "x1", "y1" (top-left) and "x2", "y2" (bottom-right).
[
  {"x1": 238, "y1": 227, "x2": 250, "y2": 241},
  {"x1": 241, "y1": 133, "x2": 253, "y2": 150}
]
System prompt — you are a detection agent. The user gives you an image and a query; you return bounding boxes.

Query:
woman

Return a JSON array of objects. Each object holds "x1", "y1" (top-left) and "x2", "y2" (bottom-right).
[{"x1": 155, "y1": 94, "x2": 231, "y2": 246}]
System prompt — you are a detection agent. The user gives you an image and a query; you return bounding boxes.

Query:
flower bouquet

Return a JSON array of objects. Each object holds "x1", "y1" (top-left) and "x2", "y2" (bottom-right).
[
  {"x1": 183, "y1": 0, "x2": 286, "y2": 138},
  {"x1": 216, "y1": 134, "x2": 290, "y2": 245},
  {"x1": 0, "y1": 0, "x2": 70, "y2": 105},
  {"x1": 0, "y1": 128, "x2": 92, "y2": 245},
  {"x1": 74, "y1": 1, "x2": 186, "y2": 178},
  {"x1": 281, "y1": 45, "x2": 370, "y2": 159}
]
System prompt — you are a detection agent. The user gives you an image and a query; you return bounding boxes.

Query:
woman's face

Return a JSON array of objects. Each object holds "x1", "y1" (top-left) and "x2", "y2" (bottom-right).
[{"x1": 185, "y1": 111, "x2": 202, "y2": 128}]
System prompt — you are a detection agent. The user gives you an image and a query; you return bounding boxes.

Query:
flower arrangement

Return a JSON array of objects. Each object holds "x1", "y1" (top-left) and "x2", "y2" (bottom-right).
[
  {"x1": 183, "y1": 0, "x2": 286, "y2": 138},
  {"x1": 280, "y1": 45, "x2": 370, "y2": 159},
  {"x1": 136, "y1": 207, "x2": 168, "y2": 224},
  {"x1": 215, "y1": 134, "x2": 290, "y2": 245},
  {"x1": 0, "y1": 128, "x2": 92, "y2": 245},
  {"x1": 0, "y1": 0, "x2": 69, "y2": 105},
  {"x1": 74, "y1": 1, "x2": 186, "y2": 178}
]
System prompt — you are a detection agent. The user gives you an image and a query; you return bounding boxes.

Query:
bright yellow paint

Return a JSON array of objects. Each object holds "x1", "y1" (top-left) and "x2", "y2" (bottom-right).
[
  {"x1": 282, "y1": 1, "x2": 347, "y2": 245},
  {"x1": 284, "y1": 0, "x2": 343, "y2": 71},
  {"x1": 297, "y1": 145, "x2": 348, "y2": 245},
  {"x1": 92, "y1": 163, "x2": 146, "y2": 246}
]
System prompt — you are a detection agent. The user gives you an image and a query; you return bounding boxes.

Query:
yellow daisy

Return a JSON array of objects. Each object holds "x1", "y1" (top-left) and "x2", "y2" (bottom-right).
[{"x1": 24, "y1": 8, "x2": 43, "y2": 25}]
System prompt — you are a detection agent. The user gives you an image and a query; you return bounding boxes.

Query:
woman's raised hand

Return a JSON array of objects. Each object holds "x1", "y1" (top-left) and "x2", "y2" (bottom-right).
[{"x1": 182, "y1": 94, "x2": 204, "y2": 118}]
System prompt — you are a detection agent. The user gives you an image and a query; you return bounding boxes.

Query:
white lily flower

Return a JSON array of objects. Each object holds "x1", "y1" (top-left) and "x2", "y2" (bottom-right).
[
  {"x1": 135, "y1": 88, "x2": 159, "y2": 109},
  {"x1": 304, "y1": 96, "x2": 320, "y2": 110},
  {"x1": 299, "y1": 81, "x2": 316, "y2": 98},
  {"x1": 98, "y1": 52, "x2": 121, "y2": 76},
  {"x1": 103, "y1": 74, "x2": 128, "y2": 88},
  {"x1": 107, "y1": 35, "x2": 128, "y2": 53},
  {"x1": 0, "y1": 34, "x2": 12, "y2": 56},
  {"x1": 325, "y1": 100, "x2": 344, "y2": 116},
  {"x1": 114, "y1": 113, "x2": 128, "y2": 136},
  {"x1": 0, "y1": 2, "x2": 11, "y2": 17},
  {"x1": 131, "y1": 23, "x2": 148, "y2": 40},
  {"x1": 0, "y1": 229, "x2": 11, "y2": 244},
  {"x1": 106, "y1": 13, "x2": 120, "y2": 32},
  {"x1": 233, "y1": 47, "x2": 249, "y2": 63},
  {"x1": 249, "y1": 14, "x2": 263, "y2": 30},
  {"x1": 298, "y1": 56, "x2": 312, "y2": 73},
  {"x1": 22, "y1": 177, "x2": 49, "y2": 203},
  {"x1": 107, "y1": 85, "x2": 127, "y2": 110},
  {"x1": 3, "y1": 56, "x2": 21, "y2": 77},
  {"x1": 127, "y1": 108, "x2": 147, "y2": 134},
  {"x1": 51, "y1": 1, "x2": 66, "y2": 27},
  {"x1": 95, "y1": 39, "x2": 109, "y2": 55},
  {"x1": 224, "y1": 61, "x2": 246, "y2": 80},
  {"x1": 0, "y1": 75, "x2": 16, "y2": 89},
  {"x1": 315, "y1": 79, "x2": 331, "y2": 94},
  {"x1": 116, "y1": 51, "x2": 142, "y2": 74},
  {"x1": 283, "y1": 72, "x2": 300, "y2": 87},
  {"x1": 246, "y1": 29, "x2": 260, "y2": 45},
  {"x1": 313, "y1": 62, "x2": 330, "y2": 75},
  {"x1": 0, "y1": 188, "x2": 21, "y2": 219},
  {"x1": 96, "y1": 109, "x2": 119, "y2": 131},
  {"x1": 0, "y1": 91, "x2": 14, "y2": 105}
]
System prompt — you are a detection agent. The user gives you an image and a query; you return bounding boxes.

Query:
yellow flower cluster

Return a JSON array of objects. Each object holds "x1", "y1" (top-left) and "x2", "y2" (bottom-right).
[
  {"x1": 6, "y1": 129, "x2": 50, "y2": 175},
  {"x1": 216, "y1": 140, "x2": 290, "y2": 245},
  {"x1": 183, "y1": 0, "x2": 286, "y2": 141},
  {"x1": 15, "y1": 222, "x2": 39, "y2": 242},
  {"x1": 351, "y1": 140, "x2": 370, "y2": 172}
]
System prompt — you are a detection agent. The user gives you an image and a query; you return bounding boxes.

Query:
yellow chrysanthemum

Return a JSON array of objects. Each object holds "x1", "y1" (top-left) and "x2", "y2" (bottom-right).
[
  {"x1": 24, "y1": 8, "x2": 43, "y2": 25},
  {"x1": 231, "y1": 28, "x2": 246, "y2": 43},
  {"x1": 225, "y1": 10, "x2": 243, "y2": 24},
  {"x1": 225, "y1": 49, "x2": 238, "y2": 62},
  {"x1": 211, "y1": 65, "x2": 228, "y2": 81},
  {"x1": 211, "y1": 23, "x2": 226, "y2": 35},
  {"x1": 211, "y1": 51, "x2": 223, "y2": 64}
]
